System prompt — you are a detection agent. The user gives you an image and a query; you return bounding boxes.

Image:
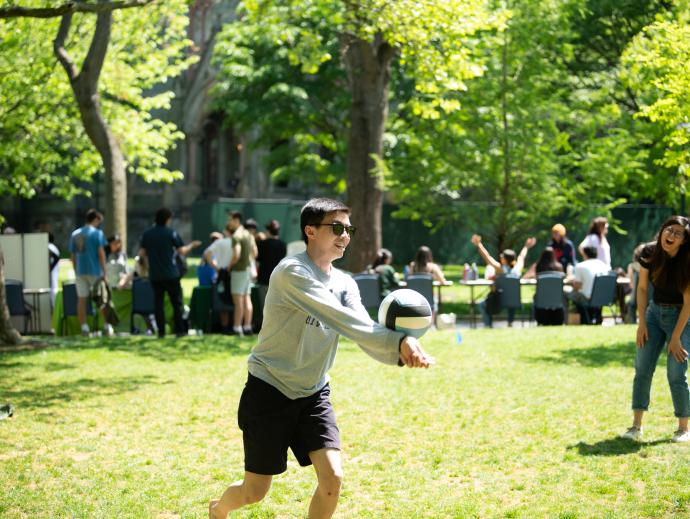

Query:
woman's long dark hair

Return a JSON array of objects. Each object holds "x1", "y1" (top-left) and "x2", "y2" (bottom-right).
[
  {"x1": 413, "y1": 246, "x2": 433, "y2": 273},
  {"x1": 647, "y1": 216, "x2": 690, "y2": 291},
  {"x1": 588, "y1": 216, "x2": 608, "y2": 238},
  {"x1": 535, "y1": 247, "x2": 562, "y2": 273},
  {"x1": 372, "y1": 248, "x2": 392, "y2": 269}
]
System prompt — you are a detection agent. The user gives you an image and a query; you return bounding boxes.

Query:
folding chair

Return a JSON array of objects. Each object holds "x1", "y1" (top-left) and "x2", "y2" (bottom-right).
[
  {"x1": 496, "y1": 274, "x2": 522, "y2": 324},
  {"x1": 353, "y1": 274, "x2": 382, "y2": 316},
  {"x1": 534, "y1": 273, "x2": 565, "y2": 325},
  {"x1": 583, "y1": 272, "x2": 618, "y2": 324},
  {"x1": 131, "y1": 277, "x2": 156, "y2": 334},
  {"x1": 61, "y1": 282, "x2": 97, "y2": 335},
  {"x1": 5, "y1": 279, "x2": 33, "y2": 333},
  {"x1": 405, "y1": 274, "x2": 434, "y2": 309},
  {"x1": 209, "y1": 282, "x2": 234, "y2": 333}
]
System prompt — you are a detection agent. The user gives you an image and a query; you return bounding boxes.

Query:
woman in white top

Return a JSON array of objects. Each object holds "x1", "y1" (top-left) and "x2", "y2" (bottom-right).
[{"x1": 579, "y1": 216, "x2": 611, "y2": 267}]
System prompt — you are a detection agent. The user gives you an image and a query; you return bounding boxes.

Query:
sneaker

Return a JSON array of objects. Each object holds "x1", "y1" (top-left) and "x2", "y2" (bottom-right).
[
  {"x1": 232, "y1": 327, "x2": 244, "y2": 337},
  {"x1": 672, "y1": 429, "x2": 690, "y2": 443},
  {"x1": 242, "y1": 327, "x2": 254, "y2": 336},
  {"x1": 620, "y1": 426, "x2": 642, "y2": 441},
  {"x1": 81, "y1": 324, "x2": 91, "y2": 337},
  {"x1": 104, "y1": 324, "x2": 115, "y2": 337}
]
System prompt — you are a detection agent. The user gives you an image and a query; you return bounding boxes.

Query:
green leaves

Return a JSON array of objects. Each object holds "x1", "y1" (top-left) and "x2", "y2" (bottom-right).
[{"x1": 0, "y1": 0, "x2": 194, "y2": 202}]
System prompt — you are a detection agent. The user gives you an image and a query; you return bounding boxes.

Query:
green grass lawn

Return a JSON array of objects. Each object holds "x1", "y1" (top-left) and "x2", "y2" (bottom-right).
[{"x1": 2, "y1": 325, "x2": 689, "y2": 518}]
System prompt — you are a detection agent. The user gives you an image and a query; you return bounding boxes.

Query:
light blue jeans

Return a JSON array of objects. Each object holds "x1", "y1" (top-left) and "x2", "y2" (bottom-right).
[{"x1": 632, "y1": 301, "x2": 690, "y2": 418}]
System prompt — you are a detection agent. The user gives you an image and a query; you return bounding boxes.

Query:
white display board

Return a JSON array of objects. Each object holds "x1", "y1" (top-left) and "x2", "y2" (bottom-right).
[{"x1": 0, "y1": 233, "x2": 51, "y2": 333}]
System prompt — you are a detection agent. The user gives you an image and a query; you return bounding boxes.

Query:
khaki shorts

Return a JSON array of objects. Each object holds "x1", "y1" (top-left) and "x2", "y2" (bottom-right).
[
  {"x1": 231, "y1": 269, "x2": 252, "y2": 295},
  {"x1": 76, "y1": 275, "x2": 100, "y2": 298}
]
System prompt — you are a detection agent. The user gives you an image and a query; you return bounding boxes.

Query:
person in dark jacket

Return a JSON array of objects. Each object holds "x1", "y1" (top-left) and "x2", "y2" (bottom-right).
[{"x1": 138, "y1": 208, "x2": 200, "y2": 338}]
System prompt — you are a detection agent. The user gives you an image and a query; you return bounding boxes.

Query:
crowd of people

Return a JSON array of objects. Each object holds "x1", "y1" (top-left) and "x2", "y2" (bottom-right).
[{"x1": 62, "y1": 207, "x2": 288, "y2": 338}]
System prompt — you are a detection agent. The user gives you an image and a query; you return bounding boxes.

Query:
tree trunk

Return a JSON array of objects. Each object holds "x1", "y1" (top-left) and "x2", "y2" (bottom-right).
[
  {"x1": 497, "y1": 26, "x2": 510, "y2": 253},
  {"x1": 342, "y1": 34, "x2": 394, "y2": 273},
  {"x1": 54, "y1": 8, "x2": 127, "y2": 246},
  {"x1": 0, "y1": 246, "x2": 21, "y2": 346}
]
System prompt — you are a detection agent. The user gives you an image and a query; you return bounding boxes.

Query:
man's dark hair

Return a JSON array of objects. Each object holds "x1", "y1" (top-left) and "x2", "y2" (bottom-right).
[
  {"x1": 300, "y1": 198, "x2": 350, "y2": 243},
  {"x1": 85, "y1": 208, "x2": 102, "y2": 223},
  {"x1": 245, "y1": 218, "x2": 257, "y2": 230},
  {"x1": 155, "y1": 207, "x2": 173, "y2": 226},
  {"x1": 266, "y1": 219, "x2": 281, "y2": 236},
  {"x1": 229, "y1": 211, "x2": 243, "y2": 223},
  {"x1": 582, "y1": 246, "x2": 598, "y2": 260}
]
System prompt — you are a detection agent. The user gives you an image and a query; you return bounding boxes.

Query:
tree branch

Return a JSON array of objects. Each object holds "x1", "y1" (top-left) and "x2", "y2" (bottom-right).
[
  {"x1": 53, "y1": 14, "x2": 79, "y2": 82},
  {"x1": 80, "y1": 9, "x2": 112, "y2": 87},
  {"x1": 0, "y1": 0, "x2": 156, "y2": 19}
]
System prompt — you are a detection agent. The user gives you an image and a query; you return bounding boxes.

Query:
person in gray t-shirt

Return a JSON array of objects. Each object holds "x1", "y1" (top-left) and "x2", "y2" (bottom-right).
[{"x1": 209, "y1": 198, "x2": 433, "y2": 519}]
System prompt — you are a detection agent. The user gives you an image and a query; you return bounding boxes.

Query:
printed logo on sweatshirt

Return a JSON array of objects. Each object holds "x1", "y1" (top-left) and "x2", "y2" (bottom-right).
[{"x1": 305, "y1": 315, "x2": 329, "y2": 330}]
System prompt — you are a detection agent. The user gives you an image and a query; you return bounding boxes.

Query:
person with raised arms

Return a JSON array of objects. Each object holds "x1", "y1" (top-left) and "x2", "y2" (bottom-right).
[{"x1": 209, "y1": 198, "x2": 433, "y2": 519}]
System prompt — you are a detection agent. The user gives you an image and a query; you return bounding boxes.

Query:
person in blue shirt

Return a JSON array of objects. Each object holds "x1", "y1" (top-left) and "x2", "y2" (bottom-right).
[
  {"x1": 139, "y1": 208, "x2": 200, "y2": 338},
  {"x1": 68, "y1": 208, "x2": 108, "y2": 336}
]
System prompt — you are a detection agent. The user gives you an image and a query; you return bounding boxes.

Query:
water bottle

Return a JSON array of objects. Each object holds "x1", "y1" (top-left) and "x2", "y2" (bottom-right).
[
  {"x1": 456, "y1": 327, "x2": 463, "y2": 345},
  {"x1": 471, "y1": 262, "x2": 479, "y2": 280},
  {"x1": 463, "y1": 263, "x2": 470, "y2": 281}
]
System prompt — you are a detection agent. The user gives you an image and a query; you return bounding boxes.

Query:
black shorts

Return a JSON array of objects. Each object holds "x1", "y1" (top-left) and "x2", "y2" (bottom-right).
[{"x1": 238, "y1": 374, "x2": 340, "y2": 475}]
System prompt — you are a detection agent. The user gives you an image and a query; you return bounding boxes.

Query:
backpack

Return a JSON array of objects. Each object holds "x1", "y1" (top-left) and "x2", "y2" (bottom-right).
[{"x1": 174, "y1": 252, "x2": 188, "y2": 278}]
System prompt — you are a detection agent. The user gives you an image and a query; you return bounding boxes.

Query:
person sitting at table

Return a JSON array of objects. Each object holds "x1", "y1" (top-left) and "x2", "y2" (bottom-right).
[
  {"x1": 408, "y1": 246, "x2": 447, "y2": 283},
  {"x1": 524, "y1": 247, "x2": 565, "y2": 325},
  {"x1": 369, "y1": 248, "x2": 400, "y2": 298},
  {"x1": 565, "y1": 245, "x2": 610, "y2": 324},
  {"x1": 523, "y1": 246, "x2": 564, "y2": 279},
  {"x1": 550, "y1": 223, "x2": 577, "y2": 274},
  {"x1": 105, "y1": 234, "x2": 129, "y2": 289},
  {"x1": 471, "y1": 234, "x2": 536, "y2": 328}
]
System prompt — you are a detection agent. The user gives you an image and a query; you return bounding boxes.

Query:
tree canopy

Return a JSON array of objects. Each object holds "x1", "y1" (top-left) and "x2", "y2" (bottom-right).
[{"x1": 0, "y1": 0, "x2": 195, "y2": 225}]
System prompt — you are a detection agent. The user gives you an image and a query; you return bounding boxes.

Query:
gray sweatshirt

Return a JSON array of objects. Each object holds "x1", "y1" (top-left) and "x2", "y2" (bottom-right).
[{"x1": 248, "y1": 251, "x2": 404, "y2": 399}]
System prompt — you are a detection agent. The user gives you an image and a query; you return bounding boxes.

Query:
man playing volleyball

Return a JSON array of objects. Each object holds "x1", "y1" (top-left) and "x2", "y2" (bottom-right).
[{"x1": 209, "y1": 198, "x2": 432, "y2": 518}]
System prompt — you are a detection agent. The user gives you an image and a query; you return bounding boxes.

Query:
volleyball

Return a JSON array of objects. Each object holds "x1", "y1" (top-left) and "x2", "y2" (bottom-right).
[{"x1": 378, "y1": 289, "x2": 433, "y2": 339}]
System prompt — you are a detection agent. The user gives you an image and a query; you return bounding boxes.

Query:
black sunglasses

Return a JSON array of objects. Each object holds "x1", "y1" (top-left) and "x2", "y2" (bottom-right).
[{"x1": 312, "y1": 222, "x2": 357, "y2": 237}]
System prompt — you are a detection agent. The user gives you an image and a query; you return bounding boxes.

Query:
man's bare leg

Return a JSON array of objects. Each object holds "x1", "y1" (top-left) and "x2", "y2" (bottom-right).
[
  {"x1": 77, "y1": 297, "x2": 87, "y2": 326},
  {"x1": 243, "y1": 294, "x2": 253, "y2": 329},
  {"x1": 232, "y1": 293, "x2": 244, "y2": 331},
  {"x1": 209, "y1": 472, "x2": 272, "y2": 519},
  {"x1": 307, "y1": 448, "x2": 343, "y2": 519}
]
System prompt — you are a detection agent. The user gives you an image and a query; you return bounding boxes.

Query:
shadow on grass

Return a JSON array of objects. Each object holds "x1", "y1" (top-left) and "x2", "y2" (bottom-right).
[
  {"x1": 527, "y1": 341, "x2": 635, "y2": 368},
  {"x1": 0, "y1": 374, "x2": 163, "y2": 410},
  {"x1": 0, "y1": 334, "x2": 253, "y2": 363},
  {"x1": 568, "y1": 437, "x2": 672, "y2": 456}
]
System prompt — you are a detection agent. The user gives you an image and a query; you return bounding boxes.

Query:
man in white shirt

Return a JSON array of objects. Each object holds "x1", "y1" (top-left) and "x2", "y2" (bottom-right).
[
  {"x1": 567, "y1": 245, "x2": 610, "y2": 324},
  {"x1": 203, "y1": 224, "x2": 236, "y2": 331}
]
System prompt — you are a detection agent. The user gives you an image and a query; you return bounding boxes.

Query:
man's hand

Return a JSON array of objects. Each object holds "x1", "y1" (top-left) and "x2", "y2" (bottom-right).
[
  {"x1": 471, "y1": 234, "x2": 482, "y2": 246},
  {"x1": 399, "y1": 336, "x2": 434, "y2": 368},
  {"x1": 525, "y1": 237, "x2": 537, "y2": 249}
]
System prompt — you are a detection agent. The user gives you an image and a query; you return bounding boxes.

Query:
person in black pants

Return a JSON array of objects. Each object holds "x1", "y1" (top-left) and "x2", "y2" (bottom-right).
[{"x1": 139, "y1": 208, "x2": 200, "y2": 337}]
